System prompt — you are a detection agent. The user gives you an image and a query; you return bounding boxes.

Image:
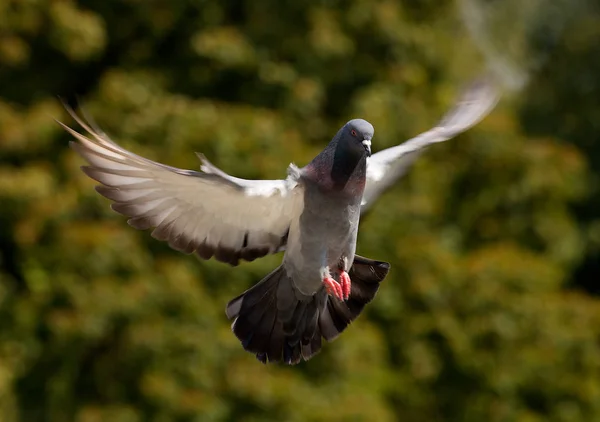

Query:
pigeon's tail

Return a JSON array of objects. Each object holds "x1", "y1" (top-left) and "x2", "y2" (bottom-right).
[
  {"x1": 226, "y1": 255, "x2": 390, "y2": 365},
  {"x1": 318, "y1": 255, "x2": 390, "y2": 341},
  {"x1": 226, "y1": 265, "x2": 325, "y2": 365}
]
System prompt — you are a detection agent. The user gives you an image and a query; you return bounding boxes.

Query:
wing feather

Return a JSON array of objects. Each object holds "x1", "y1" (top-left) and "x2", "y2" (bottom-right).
[
  {"x1": 362, "y1": 78, "x2": 499, "y2": 212},
  {"x1": 62, "y1": 107, "x2": 302, "y2": 266}
]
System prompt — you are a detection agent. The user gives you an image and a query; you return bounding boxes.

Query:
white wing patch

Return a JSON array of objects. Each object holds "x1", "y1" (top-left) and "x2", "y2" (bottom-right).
[{"x1": 362, "y1": 78, "x2": 499, "y2": 211}]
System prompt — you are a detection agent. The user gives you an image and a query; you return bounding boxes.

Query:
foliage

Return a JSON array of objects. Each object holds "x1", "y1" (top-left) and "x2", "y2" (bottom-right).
[{"x1": 0, "y1": 0, "x2": 599, "y2": 421}]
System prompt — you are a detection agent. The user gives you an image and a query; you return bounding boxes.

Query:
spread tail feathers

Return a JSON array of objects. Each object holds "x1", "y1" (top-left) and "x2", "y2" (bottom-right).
[
  {"x1": 319, "y1": 255, "x2": 390, "y2": 341},
  {"x1": 226, "y1": 255, "x2": 390, "y2": 365}
]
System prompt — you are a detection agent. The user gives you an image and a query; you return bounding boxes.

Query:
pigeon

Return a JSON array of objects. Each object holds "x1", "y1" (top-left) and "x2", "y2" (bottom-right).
[{"x1": 60, "y1": 78, "x2": 498, "y2": 365}]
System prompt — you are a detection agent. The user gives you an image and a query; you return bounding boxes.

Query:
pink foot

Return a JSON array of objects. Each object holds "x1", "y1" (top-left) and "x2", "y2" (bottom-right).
[
  {"x1": 323, "y1": 277, "x2": 343, "y2": 300},
  {"x1": 339, "y1": 271, "x2": 351, "y2": 300}
]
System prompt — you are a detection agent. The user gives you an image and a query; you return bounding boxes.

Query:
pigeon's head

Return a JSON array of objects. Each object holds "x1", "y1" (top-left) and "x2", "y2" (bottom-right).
[{"x1": 342, "y1": 119, "x2": 374, "y2": 157}]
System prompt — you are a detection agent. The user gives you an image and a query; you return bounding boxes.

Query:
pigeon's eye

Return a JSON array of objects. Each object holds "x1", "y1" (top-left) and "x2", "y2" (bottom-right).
[{"x1": 351, "y1": 129, "x2": 357, "y2": 137}]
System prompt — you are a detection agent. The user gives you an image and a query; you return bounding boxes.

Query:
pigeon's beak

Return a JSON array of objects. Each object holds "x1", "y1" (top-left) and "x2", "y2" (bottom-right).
[{"x1": 362, "y1": 140, "x2": 372, "y2": 157}]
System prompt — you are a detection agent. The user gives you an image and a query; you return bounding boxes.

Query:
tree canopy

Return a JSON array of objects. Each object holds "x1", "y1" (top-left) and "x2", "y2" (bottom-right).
[{"x1": 0, "y1": 0, "x2": 599, "y2": 421}]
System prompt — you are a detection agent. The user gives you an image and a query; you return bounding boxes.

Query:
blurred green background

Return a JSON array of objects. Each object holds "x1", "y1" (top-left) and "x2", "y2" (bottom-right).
[{"x1": 1, "y1": 0, "x2": 600, "y2": 421}]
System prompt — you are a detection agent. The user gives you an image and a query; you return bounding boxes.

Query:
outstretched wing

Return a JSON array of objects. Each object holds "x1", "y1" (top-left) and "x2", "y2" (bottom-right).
[
  {"x1": 362, "y1": 78, "x2": 499, "y2": 212},
  {"x1": 62, "y1": 108, "x2": 302, "y2": 266}
]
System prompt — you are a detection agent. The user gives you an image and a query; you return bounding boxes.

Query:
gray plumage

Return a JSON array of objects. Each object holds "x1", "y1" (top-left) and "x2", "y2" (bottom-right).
[
  {"x1": 226, "y1": 255, "x2": 389, "y2": 364},
  {"x1": 61, "y1": 78, "x2": 498, "y2": 365}
]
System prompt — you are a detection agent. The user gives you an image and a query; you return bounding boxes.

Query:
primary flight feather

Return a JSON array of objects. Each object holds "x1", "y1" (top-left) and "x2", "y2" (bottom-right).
[{"x1": 62, "y1": 78, "x2": 498, "y2": 365}]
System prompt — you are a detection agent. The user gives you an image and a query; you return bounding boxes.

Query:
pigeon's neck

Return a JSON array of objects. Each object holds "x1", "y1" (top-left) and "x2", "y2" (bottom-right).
[
  {"x1": 330, "y1": 143, "x2": 366, "y2": 191},
  {"x1": 304, "y1": 137, "x2": 367, "y2": 195}
]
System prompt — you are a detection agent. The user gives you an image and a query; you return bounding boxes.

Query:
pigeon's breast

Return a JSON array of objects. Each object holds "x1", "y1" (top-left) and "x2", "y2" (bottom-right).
[{"x1": 283, "y1": 178, "x2": 362, "y2": 295}]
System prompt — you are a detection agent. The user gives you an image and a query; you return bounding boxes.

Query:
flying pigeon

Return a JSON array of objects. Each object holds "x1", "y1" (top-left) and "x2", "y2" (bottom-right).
[{"x1": 60, "y1": 78, "x2": 498, "y2": 365}]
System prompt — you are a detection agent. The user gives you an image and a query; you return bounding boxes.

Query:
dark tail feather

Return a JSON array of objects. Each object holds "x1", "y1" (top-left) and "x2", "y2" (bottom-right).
[
  {"x1": 226, "y1": 265, "x2": 325, "y2": 365},
  {"x1": 319, "y1": 255, "x2": 390, "y2": 341},
  {"x1": 227, "y1": 255, "x2": 390, "y2": 365}
]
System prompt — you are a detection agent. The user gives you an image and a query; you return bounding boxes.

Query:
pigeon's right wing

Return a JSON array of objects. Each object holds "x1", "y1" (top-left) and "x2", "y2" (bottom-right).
[
  {"x1": 62, "y1": 109, "x2": 302, "y2": 266},
  {"x1": 362, "y1": 79, "x2": 499, "y2": 213}
]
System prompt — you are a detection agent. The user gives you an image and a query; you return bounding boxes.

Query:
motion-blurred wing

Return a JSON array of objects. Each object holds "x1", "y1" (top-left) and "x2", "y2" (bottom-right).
[
  {"x1": 362, "y1": 78, "x2": 499, "y2": 213},
  {"x1": 61, "y1": 108, "x2": 301, "y2": 266}
]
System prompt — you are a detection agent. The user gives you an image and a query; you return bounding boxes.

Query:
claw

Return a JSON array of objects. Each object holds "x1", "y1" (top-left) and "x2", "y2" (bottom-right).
[
  {"x1": 339, "y1": 271, "x2": 351, "y2": 300},
  {"x1": 323, "y1": 276, "x2": 343, "y2": 300}
]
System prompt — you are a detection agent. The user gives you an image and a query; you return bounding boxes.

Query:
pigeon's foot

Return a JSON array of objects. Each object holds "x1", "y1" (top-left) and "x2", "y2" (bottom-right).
[
  {"x1": 339, "y1": 270, "x2": 351, "y2": 300},
  {"x1": 323, "y1": 276, "x2": 343, "y2": 300}
]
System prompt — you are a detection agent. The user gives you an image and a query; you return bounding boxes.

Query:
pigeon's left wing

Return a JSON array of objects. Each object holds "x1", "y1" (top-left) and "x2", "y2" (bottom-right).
[
  {"x1": 61, "y1": 108, "x2": 302, "y2": 266},
  {"x1": 362, "y1": 78, "x2": 499, "y2": 213}
]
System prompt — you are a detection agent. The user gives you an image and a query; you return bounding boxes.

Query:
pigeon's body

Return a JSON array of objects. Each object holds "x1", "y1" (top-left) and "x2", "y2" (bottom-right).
[
  {"x1": 287, "y1": 123, "x2": 369, "y2": 295},
  {"x1": 61, "y1": 78, "x2": 499, "y2": 365},
  {"x1": 226, "y1": 120, "x2": 376, "y2": 363},
  {"x1": 285, "y1": 182, "x2": 360, "y2": 295}
]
